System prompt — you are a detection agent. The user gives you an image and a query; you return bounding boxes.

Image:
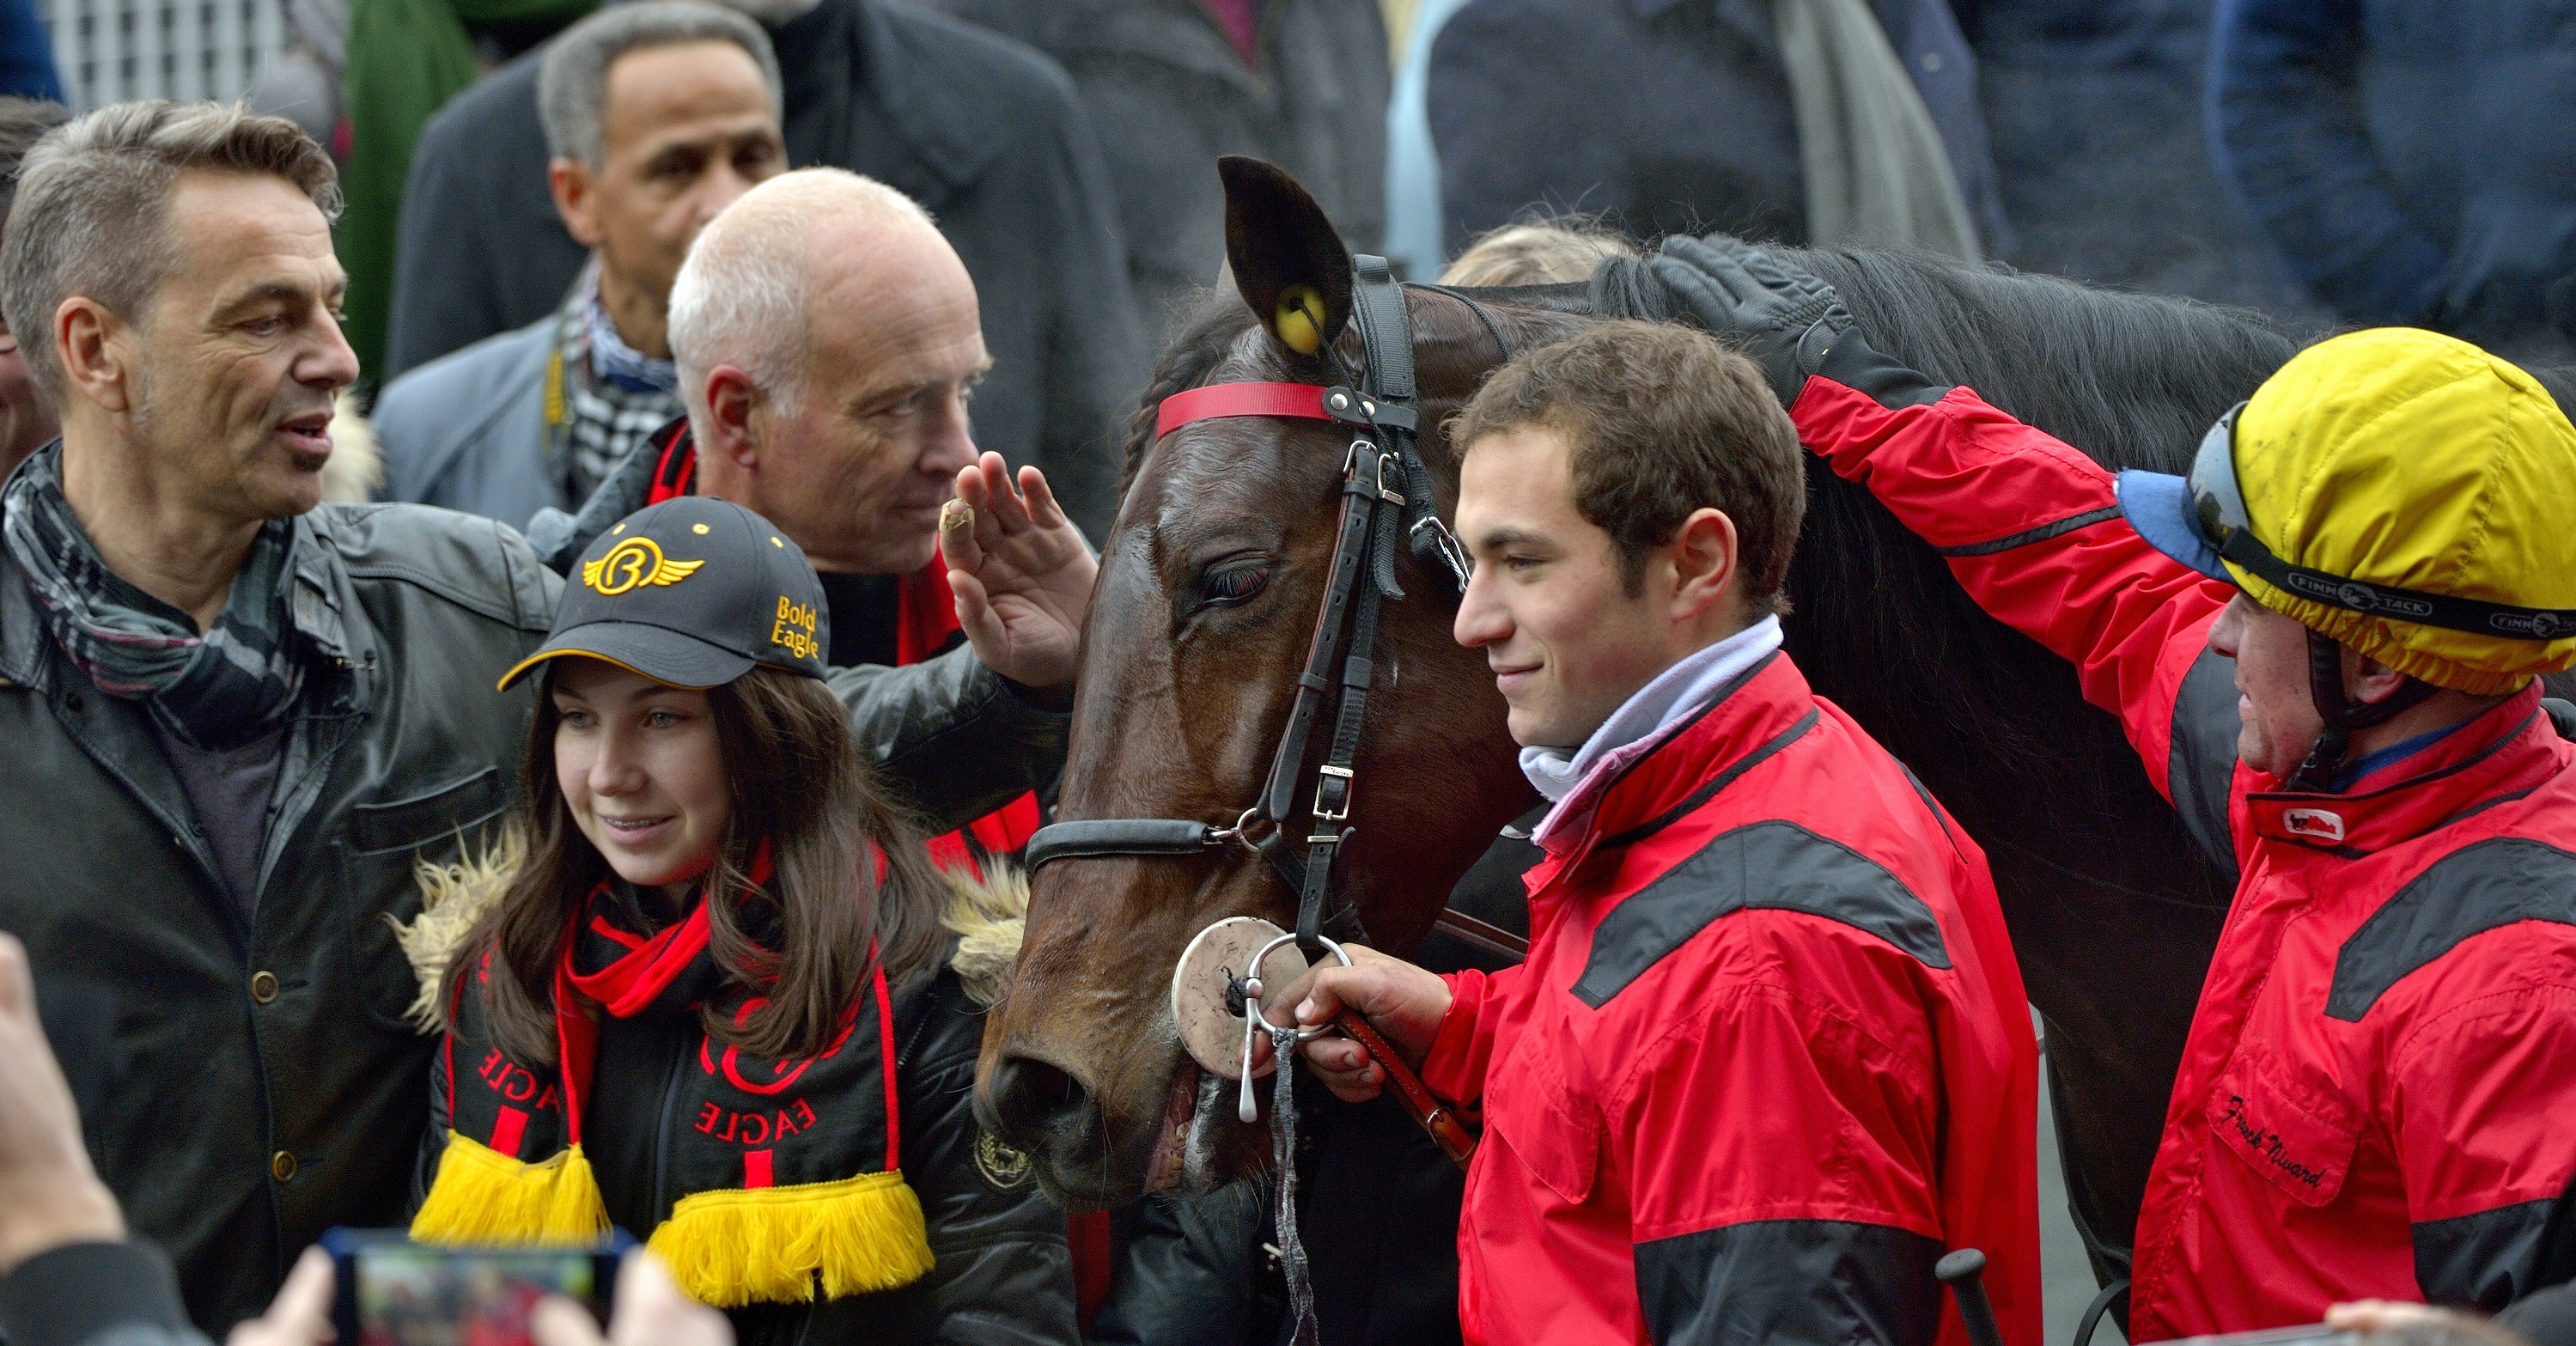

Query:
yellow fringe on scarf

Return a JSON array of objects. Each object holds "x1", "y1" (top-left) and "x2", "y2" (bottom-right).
[
  {"x1": 411, "y1": 1131, "x2": 612, "y2": 1246},
  {"x1": 646, "y1": 1170, "x2": 935, "y2": 1307}
]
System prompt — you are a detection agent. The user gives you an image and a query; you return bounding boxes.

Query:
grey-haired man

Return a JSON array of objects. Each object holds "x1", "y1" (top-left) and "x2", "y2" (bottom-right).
[
  {"x1": 0, "y1": 100, "x2": 1088, "y2": 1333},
  {"x1": 375, "y1": 1, "x2": 783, "y2": 527}
]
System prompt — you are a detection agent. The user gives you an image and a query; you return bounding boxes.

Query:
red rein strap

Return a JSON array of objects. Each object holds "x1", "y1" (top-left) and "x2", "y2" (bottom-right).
[{"x1": 1154, "y1": 382, "x2": 1336, "y2": 439}]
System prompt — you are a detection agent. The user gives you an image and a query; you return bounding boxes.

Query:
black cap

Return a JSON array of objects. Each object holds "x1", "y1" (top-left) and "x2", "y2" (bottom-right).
[{"x1": 498, "y1": 496, "x2": 831, "y2": 691}]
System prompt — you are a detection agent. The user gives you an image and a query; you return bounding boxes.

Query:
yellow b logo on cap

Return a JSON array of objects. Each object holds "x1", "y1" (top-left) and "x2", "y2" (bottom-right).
[{"x1": 583, "y1": 538, "x2": 703, "y2": 596}]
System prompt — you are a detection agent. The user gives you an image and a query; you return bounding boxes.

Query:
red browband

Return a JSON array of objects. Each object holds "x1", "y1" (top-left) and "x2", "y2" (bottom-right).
[{"x1": 1154, "y1": 381, "x2": 1337, "y2": 440}]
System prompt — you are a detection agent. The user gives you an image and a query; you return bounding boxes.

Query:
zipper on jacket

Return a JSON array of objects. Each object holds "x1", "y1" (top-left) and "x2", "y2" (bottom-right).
[{"x1": 650, "y1": 1031, "x2": 689, "y2": 1222}]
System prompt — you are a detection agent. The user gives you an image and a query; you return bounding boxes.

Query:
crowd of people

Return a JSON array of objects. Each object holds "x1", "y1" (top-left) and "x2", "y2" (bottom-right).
[{"x1": 0, "y1": 3, "x2": 2569, "y2": 1346}]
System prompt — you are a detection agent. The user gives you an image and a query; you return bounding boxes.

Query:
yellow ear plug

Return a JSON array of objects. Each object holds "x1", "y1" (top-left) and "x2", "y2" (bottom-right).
[{"x1": 1276, "y1": 283, "x2": 1326, "y2": 355}]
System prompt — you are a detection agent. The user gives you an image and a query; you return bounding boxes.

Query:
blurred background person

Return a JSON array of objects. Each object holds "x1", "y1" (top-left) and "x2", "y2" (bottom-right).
[
  {"x1": 374, "y1": 2, "x2": 783, "y2": 527},
  {"x1": 1381, "y1": 0, "x2": 1469, "y2": 280},
  {"x1": 0, "y1": 95, "x2": 65, "y2": 482},
  {"x1": 2208, "y1": 1, "x2": 2576, "y2": 359},
  {"x1": 381, "y1": 0, "x2": 1142, "y2": 539},
  {"x1": 1953, "y1": 0, "x2": 2317, "y2": 318},
  {"x1": 924, "y1": 0, "x2": 1389, "y2": 339},
  {"x1": 337, "y1": 0, "x2": 601, "y2": 387},
  {"x1": 244, "y1": 0, "x2": 349, "y2": 149},
  {"x1": 1437, "y1": 217, "x2": 1635, "y2": 286},
  {"x1": 0, "y1": 0, "x2": 57, "y2": 102},
  {"x1": 1426, "y1": 0, "x2": 2003, "y2": 262}
]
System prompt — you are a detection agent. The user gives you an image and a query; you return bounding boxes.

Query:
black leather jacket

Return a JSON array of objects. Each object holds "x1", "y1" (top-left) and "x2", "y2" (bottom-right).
[
  {"x1": 0, "y1": 502, "x2": 1069, "y2": 1332},
  {"x1": 422, "y1": 952, "x2": 1077, "y2": 1346}
]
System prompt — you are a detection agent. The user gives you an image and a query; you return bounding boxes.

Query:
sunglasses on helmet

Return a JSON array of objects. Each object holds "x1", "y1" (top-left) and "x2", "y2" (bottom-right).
[{"x1": 2185, "y1": 403, "x2": 2576, "y2": 642}]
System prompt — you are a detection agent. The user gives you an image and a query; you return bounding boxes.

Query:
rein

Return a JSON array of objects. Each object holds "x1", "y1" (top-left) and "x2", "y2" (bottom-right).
[
  {"x1": 1021, "y1": 262, "x2": 1513, "y2": 1346},
  {"x1": 1025, "y1": 260, "x2": 1495, "y2": 960}
]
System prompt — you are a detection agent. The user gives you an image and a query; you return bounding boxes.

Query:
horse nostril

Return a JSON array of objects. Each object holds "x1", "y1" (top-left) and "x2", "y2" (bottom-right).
[{"x1": 985, "y1": 1052, "x2": 1093, "y2": 1150}]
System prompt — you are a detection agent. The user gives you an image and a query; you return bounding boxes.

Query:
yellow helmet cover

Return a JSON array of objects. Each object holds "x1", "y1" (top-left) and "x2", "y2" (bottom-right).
[{"x1": 2228, "y1": 328, "x2": 2576, "y2": 695}]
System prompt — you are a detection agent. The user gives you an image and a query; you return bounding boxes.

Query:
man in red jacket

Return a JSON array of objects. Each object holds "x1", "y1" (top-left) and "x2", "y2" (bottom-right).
[
  {"x1": 1276, "y1": 320, "x2": 2041, "y2": 1346},
  {"x1": 1643, "y1": 236, "x2": 2576, "y2": 1336}
]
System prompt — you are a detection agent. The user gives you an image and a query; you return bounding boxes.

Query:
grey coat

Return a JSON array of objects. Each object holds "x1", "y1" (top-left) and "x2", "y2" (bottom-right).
[
  {"x1": 929, "y1": 0, "x2": 1389, "y2": 339},
  {"x1": 383, "y1": 0, "x2": 1145, "y2": 539},
  {"x1": 374, "y1": 316, "x2": 555, "y2": 530},
  {"x1": 0, "y1": 502, "x2": 1069, "y2": 1332}
]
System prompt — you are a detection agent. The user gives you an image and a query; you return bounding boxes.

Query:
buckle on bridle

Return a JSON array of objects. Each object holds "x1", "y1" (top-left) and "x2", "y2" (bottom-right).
[
  {"x1": 1342, "y1": 440, "x2": 1405, "y2": 506},
  {"x1": 1312, "y1": 764, "x2": 1355, "y2": 821}
]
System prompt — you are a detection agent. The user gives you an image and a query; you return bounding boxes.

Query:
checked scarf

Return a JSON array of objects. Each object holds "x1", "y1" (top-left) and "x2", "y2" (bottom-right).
[
  {"x1": 2, "y1": 444, "x2": 305, "y2": 750},
  {"x1": 554, "y1": 276, "x2": 681, "y2": 503}
]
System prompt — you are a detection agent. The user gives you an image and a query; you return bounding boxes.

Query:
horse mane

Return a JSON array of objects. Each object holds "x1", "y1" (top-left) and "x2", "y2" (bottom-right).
[
  {"x1": 1120, "y1": 295, "x2": 1264, "y2": 498},
  {"x1": 1802, "y1": 249, "x2": 2299, "y2": 469},
  {"x1": 1565, "y1": 247, "x2": 2293, "y2": 856},
  {"x1": 1747, "y1": 250, "x2": 2292, "y2": 837},
  {"x1": 1590, "y1": 246, "x2": 2297, "y2": 467}
]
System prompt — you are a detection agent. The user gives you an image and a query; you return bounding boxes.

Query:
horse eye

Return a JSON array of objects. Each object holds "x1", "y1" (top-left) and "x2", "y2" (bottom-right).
[{"x1": 1202, "y1": 563, "x2": 1270, "y2": 606}]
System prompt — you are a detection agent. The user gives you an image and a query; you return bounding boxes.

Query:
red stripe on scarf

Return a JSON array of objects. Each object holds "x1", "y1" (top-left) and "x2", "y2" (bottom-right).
[{"x1": 551, "y1": 845, "x2": 770, "y2": 1144}]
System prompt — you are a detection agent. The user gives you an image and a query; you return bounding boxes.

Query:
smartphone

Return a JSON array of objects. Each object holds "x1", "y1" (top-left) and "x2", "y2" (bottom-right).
[
  {"x1": 2159, "y1": 1325, "x2": 2360, "y2": 1346},
  {"x1": 320, "y1": 1229, "x2": 630, "y2": 1346}
]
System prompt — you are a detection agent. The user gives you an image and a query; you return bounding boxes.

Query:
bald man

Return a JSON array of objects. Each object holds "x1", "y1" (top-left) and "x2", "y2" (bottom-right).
[{"x1": 535, "y1": 167, "x2": 1060, "y2": 861}]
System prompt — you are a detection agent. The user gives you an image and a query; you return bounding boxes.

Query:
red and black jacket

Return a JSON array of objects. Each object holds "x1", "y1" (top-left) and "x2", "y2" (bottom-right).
[
  {"x1": 1420, "y1": 652, "x2": 2043, "y2": 1346},
  {"x1": 1787, "y1": 350, "x2": 2576, "y2": 1336}
]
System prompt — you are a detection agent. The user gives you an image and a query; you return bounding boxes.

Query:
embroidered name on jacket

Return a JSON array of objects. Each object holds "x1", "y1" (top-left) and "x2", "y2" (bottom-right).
[{"x1": 2217, "y1": 1094, "x2": 2327, "y2": 1188}]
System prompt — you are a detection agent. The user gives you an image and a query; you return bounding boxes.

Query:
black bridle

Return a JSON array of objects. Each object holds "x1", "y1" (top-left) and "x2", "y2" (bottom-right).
[{"x1": 1022, "y1": 257, "x2": 1492, "y2": 960}]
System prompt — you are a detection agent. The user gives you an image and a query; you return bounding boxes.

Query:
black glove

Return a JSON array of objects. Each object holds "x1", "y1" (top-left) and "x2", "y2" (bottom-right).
[
  {"x1": 1649, "y1": 234, "x2": 1953, "y2": 413},
  {"x1": 1648, "y1": 234, "x2": 1856, "y2": 407}
]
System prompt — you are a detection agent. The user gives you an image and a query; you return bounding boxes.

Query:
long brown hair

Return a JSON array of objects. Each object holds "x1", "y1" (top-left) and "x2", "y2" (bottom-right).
[{"x1": 449, "y1": 663, "x2": 948, "y2": 1068}]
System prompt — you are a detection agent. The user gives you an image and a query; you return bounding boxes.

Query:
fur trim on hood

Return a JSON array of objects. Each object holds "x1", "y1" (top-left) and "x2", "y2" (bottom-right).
[
  {"x1": 939, "y1": 866, "x2": 1026, "y2": 1008},
  {"x1": 323, "y1": 392, "x2": 384, "y2": 503},
  {"x1": 391, "y1": 831, "x2": 1029, "y2": 1032}
]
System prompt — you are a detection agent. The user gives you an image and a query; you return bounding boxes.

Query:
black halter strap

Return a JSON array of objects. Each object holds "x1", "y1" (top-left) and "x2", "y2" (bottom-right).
[{"x1": 1022, "y1": 258, "x2": 1471, "y2": 959}]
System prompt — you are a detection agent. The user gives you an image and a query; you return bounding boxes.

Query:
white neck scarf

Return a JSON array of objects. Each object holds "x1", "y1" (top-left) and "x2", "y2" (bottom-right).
[{"x1": 1519, "y1": 616, "x2": 1784, "y2": 850}]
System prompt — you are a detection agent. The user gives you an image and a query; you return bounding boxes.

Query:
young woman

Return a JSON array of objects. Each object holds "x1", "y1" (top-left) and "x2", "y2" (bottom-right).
[{"x1": 405, "y1": 496, "x2": 1073, "y2": 1345}]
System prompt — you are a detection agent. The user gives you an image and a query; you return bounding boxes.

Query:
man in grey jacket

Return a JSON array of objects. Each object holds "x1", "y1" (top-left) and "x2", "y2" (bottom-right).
[
  {"x1": 384, "y1": 0, "x2": 1143, "y2": 539},
  {"x1": 0, "y1": 101, "x2": 1089, "y2": 1334},
  {"x1": 375, "y1": 3, "x2": 784, "y2": 529}
]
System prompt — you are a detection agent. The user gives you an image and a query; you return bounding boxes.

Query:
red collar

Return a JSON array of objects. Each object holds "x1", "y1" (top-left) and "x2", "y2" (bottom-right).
[{"x1": 2244, "y1": 684, "x2": 2568, "y2": 853}]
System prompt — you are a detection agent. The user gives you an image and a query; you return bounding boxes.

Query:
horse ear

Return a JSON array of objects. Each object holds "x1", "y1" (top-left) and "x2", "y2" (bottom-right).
[{"x1": 1221, "y1": 155, "x2": 1354, "y2": 358}]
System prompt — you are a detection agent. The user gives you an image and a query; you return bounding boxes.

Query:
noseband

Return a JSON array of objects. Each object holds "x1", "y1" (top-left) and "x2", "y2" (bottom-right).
[{"x1": 1022, "y1": 258, "x2": 1487, "y2": 960}]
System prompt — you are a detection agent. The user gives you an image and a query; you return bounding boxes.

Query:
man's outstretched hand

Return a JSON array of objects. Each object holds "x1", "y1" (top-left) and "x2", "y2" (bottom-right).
[
  {"x1": 942, "y1": 454, "x2": 1097, "y2": 691},
  {"x1": 1257, "y1": 946, "x2": 1453, "y2": 1104}
]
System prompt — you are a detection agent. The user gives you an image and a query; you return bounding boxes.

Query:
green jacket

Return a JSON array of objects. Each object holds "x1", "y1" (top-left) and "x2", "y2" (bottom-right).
[{"x1": 0, "y1": 502, "x2": 1068, "y2": 1332}]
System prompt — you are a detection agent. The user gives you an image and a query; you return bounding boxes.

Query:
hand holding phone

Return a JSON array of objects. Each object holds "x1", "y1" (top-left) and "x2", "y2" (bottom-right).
[
  {"x1": 324, "y1": 1230, "x2": 627, "y2": 1346},
  {"x1": 532, "y1": 1252, "x2": 729, "y2": 1346},
  {"x1": 229, "y1": 1250, "x2": 335, "y2": 1346}
]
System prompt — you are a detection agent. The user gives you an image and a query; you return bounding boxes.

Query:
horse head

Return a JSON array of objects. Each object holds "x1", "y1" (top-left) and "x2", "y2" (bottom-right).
[{"x1": 973, "y1": 158, "x2": 1563, "y2": 1207}]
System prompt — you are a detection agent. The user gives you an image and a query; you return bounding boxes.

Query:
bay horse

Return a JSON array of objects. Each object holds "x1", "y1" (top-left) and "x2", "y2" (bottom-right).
[{"x1": 976, "y1": 157, "x2": 2293, "y2": 1282}]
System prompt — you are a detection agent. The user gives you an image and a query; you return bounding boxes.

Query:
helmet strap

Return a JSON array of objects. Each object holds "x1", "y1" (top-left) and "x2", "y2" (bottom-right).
[{"x1": 2289, "y1": 628, "x2": 2438, "y2": 792}]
